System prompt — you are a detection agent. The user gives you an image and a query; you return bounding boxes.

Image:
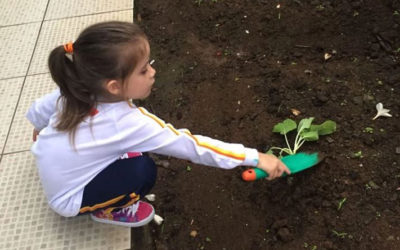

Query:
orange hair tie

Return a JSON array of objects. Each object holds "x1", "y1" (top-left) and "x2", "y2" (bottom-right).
[{"x1": 63, "y1": 42, "x2": 74, "y2": 53}]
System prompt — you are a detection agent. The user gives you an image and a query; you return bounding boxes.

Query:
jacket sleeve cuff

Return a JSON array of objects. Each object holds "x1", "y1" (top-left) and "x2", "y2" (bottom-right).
[
  {"x1": 242, "y1": 148, "x2": 259, "y2": 166},
  {"x1": 25, "y1": 111, "x2": 44, "y2": 131}
]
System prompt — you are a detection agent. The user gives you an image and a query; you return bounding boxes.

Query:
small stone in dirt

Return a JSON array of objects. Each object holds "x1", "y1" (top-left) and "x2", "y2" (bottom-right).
[
  {"x1": 156, "y1": 160, "x2": 170, "y2": 168},
  {"x1": 395, "y1": 147, "x2": 400, "y2": 155},
  {"x1": 326, "y1": 137, "x2": 334, "y2": 143},
  {"x1": 190, "y1": 230, "x2": 198, "y2": 238},
  {"x1": 277, "y1": 228, "x2": 293, "y2": 242},
  {"x1": 387, "y1": 235, "x2": 395, "y2": 241}
]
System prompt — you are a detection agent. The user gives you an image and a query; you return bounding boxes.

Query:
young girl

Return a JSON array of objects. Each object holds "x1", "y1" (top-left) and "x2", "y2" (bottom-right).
[{"x1": 26, "y1": 21, "x2": 290, "y2": 227}]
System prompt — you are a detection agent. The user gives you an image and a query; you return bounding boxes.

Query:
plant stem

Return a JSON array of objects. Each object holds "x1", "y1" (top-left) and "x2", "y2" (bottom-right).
[
  {"x1": 269, "y1": 147, "x2": 292, "y2": 156},
  {"x1": 283, "y1": 133, "x2": 293, "y2": 154},
  {"x1": 293, "y1": 130, "x2": 302, "y2": 152},
  {"x1": 293, "y1": 138, "x2": 306, "y2": 154}
]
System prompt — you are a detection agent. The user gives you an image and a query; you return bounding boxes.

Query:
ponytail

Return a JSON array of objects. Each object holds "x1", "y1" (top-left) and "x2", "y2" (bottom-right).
[
  {"x1": 48, "y1": 45, "x2": 95, "y2": 144},
  {"x1": 47, "y1": 21, "x2": 147, "y2": 144}
]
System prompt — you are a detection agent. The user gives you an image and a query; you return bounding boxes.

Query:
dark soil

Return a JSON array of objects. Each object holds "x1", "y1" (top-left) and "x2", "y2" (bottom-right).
[{"x1": 134, "y1": 1, "x2": 400, "y2": 249}]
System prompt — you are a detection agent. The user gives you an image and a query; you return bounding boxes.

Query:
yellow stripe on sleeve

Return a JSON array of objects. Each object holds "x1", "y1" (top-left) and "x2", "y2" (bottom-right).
[
  {"x1": 183, "y1": 131, "x2": 245, "y2": 161},
  {"x1": 138, "y1": 107, "x2": 245, "y2": 161}
]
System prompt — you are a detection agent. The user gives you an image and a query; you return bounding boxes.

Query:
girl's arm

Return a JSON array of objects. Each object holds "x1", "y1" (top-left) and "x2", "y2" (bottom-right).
[
  {"x1": 26, "y1": 89, "x2": 60, "y2": 131},
  {"x1": 117, "y1": 107, "x2": 260, "y2": 169}
]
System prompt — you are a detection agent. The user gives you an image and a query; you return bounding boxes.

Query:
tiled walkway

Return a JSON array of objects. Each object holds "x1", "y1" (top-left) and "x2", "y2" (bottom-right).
[{"x1": 0, "y1": 1, "x2": 135, "y2": 249}]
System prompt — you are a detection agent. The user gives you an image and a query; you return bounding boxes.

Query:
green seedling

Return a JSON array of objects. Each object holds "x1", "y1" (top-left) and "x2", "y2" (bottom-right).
[
  {"x1": 363, "y1": 127, "x2": 374, "y2": 134},
  {"x1": 332, "y1": 230, "x2": 347, "y2": 238},
  {"x1": 337, "y1": 198, "x2": 347, "y2": 210},
  {"x1": 269, "y1": 118, "x2": 336, "y2": 156},
  {"x1": 353, "y1": 151, "x2": 363, "y2": 158},
  {"x1": 186, "y1": 165, "x2": 192, "y2": 171}
]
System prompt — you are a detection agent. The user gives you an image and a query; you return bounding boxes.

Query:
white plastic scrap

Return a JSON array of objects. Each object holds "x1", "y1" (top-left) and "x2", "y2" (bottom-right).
[
  {"x1": 324, "y1": 53, "x2": 332, "y2": 61},
  {"x1": 145, "y1": 194, "x2": 156, "y2": 201},
  {"x1": 372, "y1": 103, "x2": 392, "y2": 120},
  {"x1": 153, "y1": 214, "x2": 164, "y2": 225}
]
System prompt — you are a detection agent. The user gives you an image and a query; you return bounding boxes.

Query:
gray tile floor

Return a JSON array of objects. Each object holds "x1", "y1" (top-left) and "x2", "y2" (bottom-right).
[{"x1": 0, "y1": 1, "x2": 135, "y2": 249}]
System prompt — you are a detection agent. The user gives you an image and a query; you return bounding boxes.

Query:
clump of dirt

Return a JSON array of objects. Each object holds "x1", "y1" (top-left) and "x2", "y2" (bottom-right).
[{"x1": 136, "y1": 1, "x2": 399, "y2": 249}]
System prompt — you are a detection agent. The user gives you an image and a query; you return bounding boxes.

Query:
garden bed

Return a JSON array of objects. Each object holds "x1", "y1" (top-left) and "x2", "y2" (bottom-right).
[{"x1": 135, "y1": 1, "x2": 399, "y2": 249}]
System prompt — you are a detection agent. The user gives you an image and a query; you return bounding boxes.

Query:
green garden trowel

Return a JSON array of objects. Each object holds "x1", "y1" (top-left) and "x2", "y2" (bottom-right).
[{"x1": 242, "y1": 152, "x2": 323, "y2": 181}]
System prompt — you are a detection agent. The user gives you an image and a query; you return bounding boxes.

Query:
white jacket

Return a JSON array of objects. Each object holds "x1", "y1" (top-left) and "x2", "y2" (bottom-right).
[{"x1": 26, "y1": 89, "x2": 259, "y2": 217}]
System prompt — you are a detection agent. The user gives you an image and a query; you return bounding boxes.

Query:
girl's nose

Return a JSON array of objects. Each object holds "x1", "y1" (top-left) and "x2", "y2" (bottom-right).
[{"x1": 150, "y1": 65, "x2": 156, "y2": 76}]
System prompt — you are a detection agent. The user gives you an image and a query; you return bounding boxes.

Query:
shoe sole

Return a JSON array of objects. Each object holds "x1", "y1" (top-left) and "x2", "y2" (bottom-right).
[{"x1": 90, "y1": 205, "x2": 155, "y2": 228}]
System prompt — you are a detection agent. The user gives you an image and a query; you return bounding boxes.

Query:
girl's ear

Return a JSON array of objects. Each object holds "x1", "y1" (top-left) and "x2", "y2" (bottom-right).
[{"x1": 105, "y1": 79, "x2": 122, "y2": 96}]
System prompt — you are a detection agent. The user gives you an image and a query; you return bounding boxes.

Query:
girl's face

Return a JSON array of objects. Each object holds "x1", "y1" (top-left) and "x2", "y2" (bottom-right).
[{"x1": 124, "y1": 41, "x2": 156, "y2": 100}]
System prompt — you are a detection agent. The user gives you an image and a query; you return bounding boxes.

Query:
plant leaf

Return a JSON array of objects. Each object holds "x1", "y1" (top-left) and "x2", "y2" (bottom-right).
[
  {"x1": 297, "y1": 118, "x2": 314, "y2": 133},
  {"x1": 266, "y1": 148, "x2": 274, "y2": 155},
  {"x1": 300, "y1": 131, "x2": 319, "y2": 141},
  {"x1": 310, "y1": 120, "x2": 337, "y2": 135},
  {"x1": 272, "y1": 119, "x2": 297, "y2": 135}
]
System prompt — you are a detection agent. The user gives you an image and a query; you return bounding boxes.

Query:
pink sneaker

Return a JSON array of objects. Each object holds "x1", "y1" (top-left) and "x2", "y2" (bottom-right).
[{"x1": 90, "y1": 201, "x2": 155, "y2": 227}]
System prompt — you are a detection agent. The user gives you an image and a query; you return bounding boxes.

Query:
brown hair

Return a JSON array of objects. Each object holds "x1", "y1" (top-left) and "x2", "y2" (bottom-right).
[{"x1": 48, "y1": 21, "x2": 148, "y2": 142}]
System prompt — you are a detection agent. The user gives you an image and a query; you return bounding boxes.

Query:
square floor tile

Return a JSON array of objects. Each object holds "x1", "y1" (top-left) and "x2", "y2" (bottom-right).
[
  {"x1": 4, "y1": 74, "x2": 57, "y2": 153},
  {"x1": 45, "y1": 0, "x2": 133, "y2": 20},
  {"x1": 0, "y1": 77, "x2": 24, "y2": 153},
  {"x1": 0, "y1": 152, "x2": 130, "y2": 250},
  {"x1": 29, "y1": 10, "x2": 133, "y2": 75},
  {"x1": 0, "y1": 0, "x2": 47, "y2": 26},
  {"x1": 0, "y1": 23, "x2": 41, "y2": 79}
]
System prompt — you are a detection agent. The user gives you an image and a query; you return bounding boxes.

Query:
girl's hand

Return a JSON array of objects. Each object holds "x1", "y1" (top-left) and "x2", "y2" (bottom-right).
[
  {"x1": 33, "y1": 129, "x2": 40, "y2": 142},
  {"x1": 257, "y1": 153, "x2": 291, "y2": 180}
]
